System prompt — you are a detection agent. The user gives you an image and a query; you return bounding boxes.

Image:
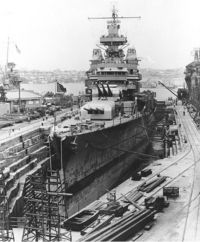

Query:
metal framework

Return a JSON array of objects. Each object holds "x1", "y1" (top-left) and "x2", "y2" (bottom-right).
[
  {"x1": 0, "y1": 172, "x2": 15, "y2": 242},
  {"x1": 22, "y1": 169, "x2": 71, "y2": 242}
]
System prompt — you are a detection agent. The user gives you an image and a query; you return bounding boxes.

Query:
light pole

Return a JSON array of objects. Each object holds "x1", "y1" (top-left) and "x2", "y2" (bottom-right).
[
  {"x1": 48, "y1": 136, "x2": 52, "y2": 170},
  {"x1": 18, "y1": 80, "x2": 22, "y2": 112},
  {"x1": 60, "y1": 137, "x2": 63, "y2": 176},
  {"x1": 60, "y1": 136, "x2": 68, "y2": 218},
  {"x1": 60, "y1": 136, "x2": 66, "y2": 180}
]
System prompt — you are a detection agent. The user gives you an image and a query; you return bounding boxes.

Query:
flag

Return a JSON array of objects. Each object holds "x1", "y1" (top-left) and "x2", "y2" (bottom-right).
[
  {"x1": 15, "y1": 44, "x2": 21, "y2": 54},
  {"x1": 56, "y1": 81, "x2": 66, "y2": 93}
]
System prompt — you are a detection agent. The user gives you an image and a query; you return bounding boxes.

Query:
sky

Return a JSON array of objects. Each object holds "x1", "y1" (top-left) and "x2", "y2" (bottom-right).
[{"x1": 0, "y1": 0, "x2": 200, "y2": 71}]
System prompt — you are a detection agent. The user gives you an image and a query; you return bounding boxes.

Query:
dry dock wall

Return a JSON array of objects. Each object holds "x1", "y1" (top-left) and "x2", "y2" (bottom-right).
[{"x1": 0, "y1": 127, "x2": 54, "y2": 221}]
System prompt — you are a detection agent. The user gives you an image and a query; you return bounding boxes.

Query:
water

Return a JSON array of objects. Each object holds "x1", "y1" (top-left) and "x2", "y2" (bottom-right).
[
  {"x1": 141, "y1": 87, "x2": 178, "y2": 101},
  {"x1": 21, "y1": 82, "x2": 177, "y2": 101},
  {"x1": 21, "y1": 82, "x2": 85, "y2": 96}
]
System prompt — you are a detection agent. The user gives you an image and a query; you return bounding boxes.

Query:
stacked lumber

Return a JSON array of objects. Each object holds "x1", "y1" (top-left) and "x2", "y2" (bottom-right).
[
  {"x1": 121, "y1": 190, "x2": 143, "y2": 203},
  {"x1": 138, "y1": 176, "x2": 167, "y2": 193},
  {"x1": 80, "y1": 209, "x2": 156, "y2": 241},
  {"x1": 80, "y1": 215, "x2": 115, "y2": 237}
]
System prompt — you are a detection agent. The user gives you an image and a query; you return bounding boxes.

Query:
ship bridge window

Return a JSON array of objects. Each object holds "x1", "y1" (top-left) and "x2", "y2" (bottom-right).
[{"x1": 117, "y1": 72, "x2": 126, "y2": 75}]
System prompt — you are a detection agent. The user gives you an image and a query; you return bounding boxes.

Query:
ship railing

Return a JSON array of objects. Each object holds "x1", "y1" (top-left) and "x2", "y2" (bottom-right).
[
  {"x1": 90, "y1": 63, "x2": 136, "y2": 69},
  {"x1": 56, "y1": 112, "x2": 143, "y2": 137}
]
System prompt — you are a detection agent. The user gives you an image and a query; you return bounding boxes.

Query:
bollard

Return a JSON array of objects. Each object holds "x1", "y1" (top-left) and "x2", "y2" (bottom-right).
[
  {"x1": 175, "y1": 140, "x2": 179, "y2": 153},
  {"x1": 164, "y1": 140, "x2": 168, "y2": 158},
  {"x1": 169, "y1": 147, "x2": 173, "y2": 157},
  {"x1": 173, "y1": 141, "x2": 177, "y2": 155}
]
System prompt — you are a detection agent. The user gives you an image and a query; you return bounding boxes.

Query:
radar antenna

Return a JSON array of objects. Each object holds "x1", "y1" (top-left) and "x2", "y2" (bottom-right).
[{"x1": 88, "y1": 6, "x2": 141, "y2": 22}]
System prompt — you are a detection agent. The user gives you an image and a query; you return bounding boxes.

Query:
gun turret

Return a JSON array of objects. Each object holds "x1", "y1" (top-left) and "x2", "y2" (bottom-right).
[
  {"x1": 84, "y1": 108, "x2": 90, "y2": 112},
  {"x1": 96, "y1": 84, "x2": 103, "y2": 98},
  {"x1": 107, "y1": 84, "x2": 113, "y2": 97},
  {"x1": 101, "y1": 84, "x2": 108, "y2": 97},
  {"x1": 96, "y1": 108, "x2": 104, "y2": 114}
]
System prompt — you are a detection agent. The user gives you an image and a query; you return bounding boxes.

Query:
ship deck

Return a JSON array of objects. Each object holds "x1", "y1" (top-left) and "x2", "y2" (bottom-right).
[{"x1": 56, "y1": 112, "x2": 144, "y2": 138}]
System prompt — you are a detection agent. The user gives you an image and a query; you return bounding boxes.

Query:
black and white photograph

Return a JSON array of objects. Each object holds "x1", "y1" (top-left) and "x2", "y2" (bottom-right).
[{"x1": 0, "y1": 0, "x2": 200, "y2": 241}]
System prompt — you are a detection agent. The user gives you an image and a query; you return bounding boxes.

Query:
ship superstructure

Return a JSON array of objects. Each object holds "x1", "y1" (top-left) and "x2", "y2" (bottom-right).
[
  {"x1": 52, "y1": 8, "x2": 156, "y2": 215},
  {"x1": 85, "y1": 7, "x2": 141, "y2": 102}
]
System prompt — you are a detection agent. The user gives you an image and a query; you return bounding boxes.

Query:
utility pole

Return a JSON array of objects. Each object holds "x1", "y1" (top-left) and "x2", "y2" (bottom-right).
[{"x1": 6, "y1": 37, "x2": 9, "y2": 74}]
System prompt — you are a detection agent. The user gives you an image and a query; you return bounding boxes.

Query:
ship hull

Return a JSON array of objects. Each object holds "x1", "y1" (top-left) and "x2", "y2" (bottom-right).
[
  {"x1": 66, "y1": 138, "x2": 150, "y2": 216},
  {"x1": 52, "y1": 114, "x2": 154, "y2": 213},
  {"x1": 53, "y1": 116, "x2": 151, "y2": 186}
]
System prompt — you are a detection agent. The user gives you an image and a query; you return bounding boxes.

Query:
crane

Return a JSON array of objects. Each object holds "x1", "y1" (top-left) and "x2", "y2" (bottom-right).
[{"x1": 158, "y1": 81, "x2": 178, "y2": 98}]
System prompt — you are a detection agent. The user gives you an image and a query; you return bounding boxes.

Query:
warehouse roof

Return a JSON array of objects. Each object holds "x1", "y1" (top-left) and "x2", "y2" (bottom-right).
[{"x1": 6, "y1": 89, "x2": 42, "y2": 101}]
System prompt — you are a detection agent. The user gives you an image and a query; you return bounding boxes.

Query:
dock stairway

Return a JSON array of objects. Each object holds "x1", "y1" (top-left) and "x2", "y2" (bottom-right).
[
  {"x1": 0, "y1": 129, "x2": 57, "y2": 240},
  {"x1": 0, "y1": 172, "x2": 15, "y2": 242}
]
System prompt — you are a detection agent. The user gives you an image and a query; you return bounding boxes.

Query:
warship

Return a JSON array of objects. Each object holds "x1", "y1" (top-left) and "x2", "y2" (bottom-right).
[
  {"x1": 185, "y1": 49, "x2": 200, "y2": 108},
  {"x1": 52, "y1": 8, "x2": 156, "y2": 195}
]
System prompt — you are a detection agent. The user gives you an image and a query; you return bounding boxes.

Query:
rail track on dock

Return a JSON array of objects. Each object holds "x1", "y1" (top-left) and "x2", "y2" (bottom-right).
[
  {"x1": 116, "y1": 106, "x2": 200, "y2": 241},
  {"x1": 137, "y1": 107, "x2": 200, "y2": 241},
  {"x1": 177, "y1": 107, "x2": 200, "y2": 242}
]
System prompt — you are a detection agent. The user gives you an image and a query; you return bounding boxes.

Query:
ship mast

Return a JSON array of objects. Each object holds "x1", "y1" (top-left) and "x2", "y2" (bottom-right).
[
  {"x1": 88, "y1": 7, "x2": 141, "y2": 62},
  {"x1": 88, "y1": 6, "x2": 141, "y2": 21}
]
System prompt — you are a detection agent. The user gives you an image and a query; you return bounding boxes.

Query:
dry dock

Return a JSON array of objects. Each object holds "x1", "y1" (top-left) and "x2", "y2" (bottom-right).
[
  {"x1": 1, "y1": 102, "x2": 200, "y2": 241},
  {"x1": 72, "y1": 102, "x2": 200, "y2": 242}
]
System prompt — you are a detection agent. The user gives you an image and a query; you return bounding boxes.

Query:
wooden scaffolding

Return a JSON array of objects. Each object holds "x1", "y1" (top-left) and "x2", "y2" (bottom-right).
[{"x1": 22, "y1": 168, "x2": 72, "y2": 242}]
